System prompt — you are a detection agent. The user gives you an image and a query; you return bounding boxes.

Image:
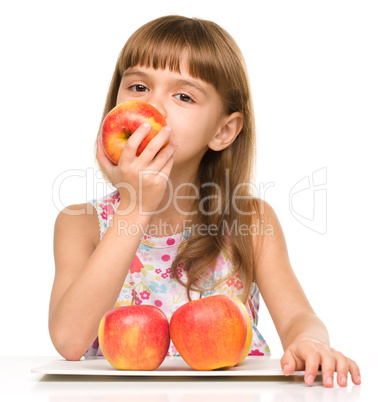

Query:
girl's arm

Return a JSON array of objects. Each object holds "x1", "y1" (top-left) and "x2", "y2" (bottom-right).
[
  {"x1": 253, "y1": 200, "x2": 361, "y2": 388},
  {"x1": 49, "y1": 202, "x2": 151, "y2": 361},
  {"x1": 49, "y1": 123, "x2": 176, "y2": 361}
]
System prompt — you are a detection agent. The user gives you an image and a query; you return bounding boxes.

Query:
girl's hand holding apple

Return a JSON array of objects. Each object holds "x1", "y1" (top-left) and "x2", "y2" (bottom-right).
[{"x1": 96, "y1": 122, "x2": 178, "y2": 215}]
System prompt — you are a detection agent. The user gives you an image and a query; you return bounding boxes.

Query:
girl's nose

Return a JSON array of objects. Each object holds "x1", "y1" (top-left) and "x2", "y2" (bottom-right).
[{"x1": 149, "y1": 97, "x2": 168, "y2": 120}]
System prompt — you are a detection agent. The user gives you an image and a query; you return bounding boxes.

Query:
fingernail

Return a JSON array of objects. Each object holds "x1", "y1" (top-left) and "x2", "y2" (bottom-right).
[
  {"x1": 165, "y1": 125, "x2": 172, "y2": 132},
  {"x1": 172, "y1": 140, "x2": 178, "y2": 147},
  {"x1": 341, "y1": 375, "x2": 347, "y2": 383},
  {"x1": 143, "y1": 122, "x2": 151, "y2": 128},
  {"x1": 326, "y1": 376, "x2": 333, "y2": 386},
  {"x1": 282, "y1": 364, "x2": 289, "y2": 375},
  {"x1": 356, "y1": 375, "x2": 361, "y2": 382},
  {"x1": 306, "y1": 375, "x2": 315, "y2": 384}
]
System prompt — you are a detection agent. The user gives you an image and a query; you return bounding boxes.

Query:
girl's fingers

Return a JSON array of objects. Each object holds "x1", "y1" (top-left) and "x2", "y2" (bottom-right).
[
  {"x1": 302, "y1": 346, "x2": 321, "y2": 385},
  {"x1": 159, "y1": 153, "x2": 175, "y2": 178},
  {"x1": 282, "y1": 339, "x2": 361, "y2": 388},
  {"x1": 281, "y1": 349, "x2": 297, "y2": 376},
  {"x1": 333, "y1": 351, "x2": 349, "y2": 387},
  {"x1": 150, "y1": 137, "x2": 178, "y2": 173},
  {"x1": 320, "y1": 350, "x2": 336, "y2": 388},
  {"x1": 118, "y1": 122, "x2": 152, "y2": 164},
  {"x1": 348, "y1": 358, "x2": 362, "y2": 385},
  {"x1": 138, "y1": 126, "x2": 173, "y2": 164}
]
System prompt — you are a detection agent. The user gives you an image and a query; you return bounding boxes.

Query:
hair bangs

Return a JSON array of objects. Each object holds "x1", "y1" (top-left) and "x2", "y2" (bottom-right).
[{"x1": 116, "y1": 16, "x2": 228, "y2": 92}]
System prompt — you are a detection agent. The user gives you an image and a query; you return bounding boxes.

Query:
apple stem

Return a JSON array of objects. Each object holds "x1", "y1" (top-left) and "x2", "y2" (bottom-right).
[{"x1": 122, "y1": 126, "x2": 131, "y2": 139}]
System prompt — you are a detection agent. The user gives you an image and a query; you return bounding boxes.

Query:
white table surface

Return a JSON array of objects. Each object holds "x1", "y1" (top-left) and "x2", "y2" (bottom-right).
[{"x1": 0, "y1": 354, "x2": 374, "y2": 402}]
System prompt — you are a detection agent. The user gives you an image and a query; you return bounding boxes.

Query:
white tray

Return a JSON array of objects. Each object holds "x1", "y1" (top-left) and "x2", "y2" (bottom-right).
[{"x1": 31, "y1": 356, "x2": 312, "y2": 377}]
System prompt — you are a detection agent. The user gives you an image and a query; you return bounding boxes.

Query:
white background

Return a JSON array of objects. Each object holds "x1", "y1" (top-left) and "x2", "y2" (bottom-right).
[{"x1": 0, "y1": 0, "x2": 377, "y2": 362}]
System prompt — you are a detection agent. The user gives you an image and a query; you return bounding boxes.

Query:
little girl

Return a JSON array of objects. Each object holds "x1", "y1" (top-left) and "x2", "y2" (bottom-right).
[{"x1": 49, "y1": 15, "x2": 361, "y2": 388}]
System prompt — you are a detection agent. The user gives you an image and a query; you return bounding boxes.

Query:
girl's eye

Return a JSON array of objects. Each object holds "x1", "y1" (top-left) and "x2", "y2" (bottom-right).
[
  {"x1": 130, "y1": 85, "x2": 149, "y2": 92},
  {"x1": 174, "y1": 93, "x2": 194, "y2": 103}
]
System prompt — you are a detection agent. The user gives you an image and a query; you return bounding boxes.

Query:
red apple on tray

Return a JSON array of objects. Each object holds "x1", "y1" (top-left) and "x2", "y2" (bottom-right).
[
  {"x1": 101, "y1": 100, "x2": 169, "y2": 164},
  {"x1": 98, "y1": 305, "x2": 170, "y2": 370},
  {"x1": 231, "y1": 297, "x2": 253, "y2": 365},
  {"x1": 169, "y1": 295, "x2": 248, "y2": 370}
]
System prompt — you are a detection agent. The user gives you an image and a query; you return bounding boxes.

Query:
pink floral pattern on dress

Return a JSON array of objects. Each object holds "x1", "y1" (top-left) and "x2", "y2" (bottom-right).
[{"x1": 84, "y1": 190, "x2": 271, "y2": 358}]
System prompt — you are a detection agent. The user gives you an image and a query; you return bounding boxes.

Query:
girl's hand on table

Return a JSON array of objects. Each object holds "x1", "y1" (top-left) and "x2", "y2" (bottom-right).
[{"x1": 280, "y1": 335, "x2": 361, "y2": 387}]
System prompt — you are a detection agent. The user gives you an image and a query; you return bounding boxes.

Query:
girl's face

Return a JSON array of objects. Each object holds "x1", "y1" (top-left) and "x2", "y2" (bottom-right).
[{"x1": 116, "y1": 63, "x2": 227, "y2": 170}]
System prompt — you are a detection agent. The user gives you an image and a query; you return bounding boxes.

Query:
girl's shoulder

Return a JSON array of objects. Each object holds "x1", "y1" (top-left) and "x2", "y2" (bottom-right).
[
  {"x1": 55, "y1": 202, "x2": 101, "y2": 250},
  {"x1": 56, "y1": 189, "x2": 120, "y2": 249}
]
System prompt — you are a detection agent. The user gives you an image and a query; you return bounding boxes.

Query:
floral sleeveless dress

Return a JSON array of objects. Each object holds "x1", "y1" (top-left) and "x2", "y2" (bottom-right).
[{"x1": 84, "y1": 190, "x2": 271, "y2": 358}]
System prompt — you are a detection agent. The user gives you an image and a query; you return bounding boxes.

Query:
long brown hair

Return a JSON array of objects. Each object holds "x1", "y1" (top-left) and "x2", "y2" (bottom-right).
[{"x1": 95, "y1": 15, "x2": 264, "y2": 304}]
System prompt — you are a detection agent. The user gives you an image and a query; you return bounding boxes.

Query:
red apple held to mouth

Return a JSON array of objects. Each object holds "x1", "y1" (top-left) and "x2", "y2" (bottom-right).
[
  {"x1": 98, "y1": 305, "x2": 170, "y2": 370},
  {"x1": 101, "y1": 100, "x2": 169, "y2": 164},
  {"x1": 169, "y1": 295, "x2": 248, "y2": 371}
]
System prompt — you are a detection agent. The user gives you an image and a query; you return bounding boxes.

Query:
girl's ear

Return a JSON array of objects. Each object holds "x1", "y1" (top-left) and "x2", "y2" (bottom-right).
[{"x1": 208, "y1": 112, "x2": 243, "y2": 151}]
